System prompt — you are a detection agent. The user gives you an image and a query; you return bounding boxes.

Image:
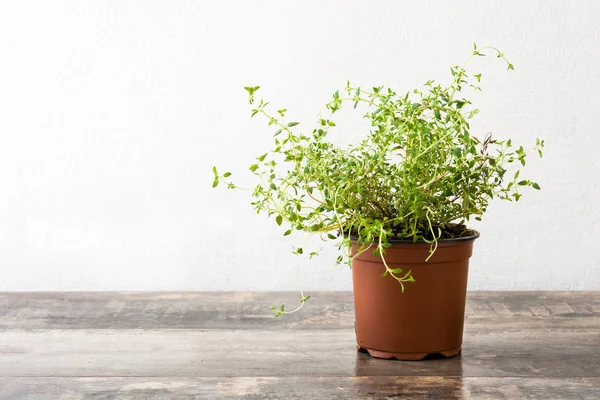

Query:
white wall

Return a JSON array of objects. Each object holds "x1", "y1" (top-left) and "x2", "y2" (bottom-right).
[{"x1": 1, "y1": 0, "x2": 599, "y2": 291}]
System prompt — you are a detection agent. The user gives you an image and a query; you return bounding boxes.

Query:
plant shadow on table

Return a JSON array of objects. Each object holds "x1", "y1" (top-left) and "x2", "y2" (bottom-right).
[{"x1": 352, "y1": 350, "x2": 467, "y2": 398}]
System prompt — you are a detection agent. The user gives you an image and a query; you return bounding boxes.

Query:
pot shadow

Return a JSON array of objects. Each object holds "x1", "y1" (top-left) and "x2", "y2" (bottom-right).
[{"x1": 352, "y1": 349, "x2": 467, "y2": 398}]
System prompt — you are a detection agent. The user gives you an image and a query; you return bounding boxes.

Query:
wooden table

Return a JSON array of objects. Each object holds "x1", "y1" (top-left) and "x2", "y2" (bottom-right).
[{"x1": 0, "y1": 292, "x2": 599, "y2": 399}]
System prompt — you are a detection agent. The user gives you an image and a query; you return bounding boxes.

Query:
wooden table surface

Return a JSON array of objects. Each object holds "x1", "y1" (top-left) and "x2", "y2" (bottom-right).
[{"x1": 0, "y1": 292, "x2": 599, "y2": 399}]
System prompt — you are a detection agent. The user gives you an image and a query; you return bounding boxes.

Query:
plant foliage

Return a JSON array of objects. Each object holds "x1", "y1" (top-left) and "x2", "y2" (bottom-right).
[{"x1": 213, "y1": 45, "x2": 543, "y2": 307}]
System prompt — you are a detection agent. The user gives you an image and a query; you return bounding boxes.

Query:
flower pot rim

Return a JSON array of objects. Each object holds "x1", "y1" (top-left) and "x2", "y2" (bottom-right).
[{"x1": 350, "y1": 230, "x2": 480, "y2": 245}]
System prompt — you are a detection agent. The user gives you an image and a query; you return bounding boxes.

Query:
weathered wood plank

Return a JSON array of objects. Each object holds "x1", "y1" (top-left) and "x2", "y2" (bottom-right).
[
  {"x1": 0, "y1": 292, "x2": 598, "y2": 330},
  {"x1": 0, "y1": 292, "x2": 353, "y2": 330},
  {"x1": 1, "y1": 376, "x2": 599, "y2": 400},
  {"x1": 1, "y1": 328, "x2": 599, "y2": 378}
]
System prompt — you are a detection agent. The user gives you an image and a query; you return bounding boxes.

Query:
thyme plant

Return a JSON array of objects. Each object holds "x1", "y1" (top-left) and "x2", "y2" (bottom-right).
[{"x1": 213, "y1": 45, "x2": 543, "y2": 313}]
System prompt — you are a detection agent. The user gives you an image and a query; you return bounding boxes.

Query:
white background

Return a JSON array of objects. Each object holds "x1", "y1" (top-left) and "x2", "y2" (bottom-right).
[{"x1": 1, "y1": 1, "x2": 598, "y2": 291}]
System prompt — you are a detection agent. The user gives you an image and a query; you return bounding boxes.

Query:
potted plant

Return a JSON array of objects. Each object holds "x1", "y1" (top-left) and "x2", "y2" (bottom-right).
[{"x1": 213, "y1": 44, "x2": 543, "y2": 360}]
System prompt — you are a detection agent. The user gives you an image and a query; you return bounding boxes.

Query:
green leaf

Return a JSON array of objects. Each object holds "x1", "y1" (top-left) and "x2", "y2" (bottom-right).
[
  {"x1": 269, "y1": 183, "x2": 277, "y2": 190},
  {"x1": 212, "y1": 179, "x2": 218, "y2": 188},
  {"x1": 212, "y1": 166, "x2": 217, "y2": 174},
  {"x1": 284, "y1": 229, "x2": 292, "y2": 236},
  {"x1": 532, "y1": 183, "x2": 541, "y2": 190},
  {"x1": 391, "y1": 268, "x2": 403, "y2": 274},
  {"x1": 300, "y1": 295, "x2": 311, "y2": 303},
  {"x1": 244, "y1": 85, "x2": 260, "y2": 93},
  {"x1": 296, "y1": 247, "x2": 303, "y2": 254},
  {"x1": 249, "y1": 164, "x2": 258, "y2": 172},
  {"x1": 276, "y1": 215, "x2": 283, "y2": 226},
  {"x1": 327, "y1": 233, "x2": 337, "y2": 240},
  {"x1": 288, "y1": 122, "x2": 299, "y2": 127},
  {"x1": 258, "y1": 153, "x2": 268, "y2": 162},
  {"x1": 223, "y1": 172, "x2": 231, "y2": 178}
]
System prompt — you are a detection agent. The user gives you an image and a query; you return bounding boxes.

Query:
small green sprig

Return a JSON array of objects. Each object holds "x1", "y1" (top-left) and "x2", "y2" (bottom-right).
[
  {"x1": 214, "y1": 45, "x2": 543, "y2": 302},
  {"x1": 271, "y1": 295, "x2": 311, "y2": 318}
]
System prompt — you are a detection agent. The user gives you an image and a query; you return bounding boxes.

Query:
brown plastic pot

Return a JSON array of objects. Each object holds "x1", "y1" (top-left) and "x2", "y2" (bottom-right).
[{"x1": 351, "y1": 232, "x2": 479, "y2": 361}]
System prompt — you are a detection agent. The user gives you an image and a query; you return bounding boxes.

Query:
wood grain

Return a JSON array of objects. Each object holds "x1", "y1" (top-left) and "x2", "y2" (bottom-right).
[
  {"x1": 1, "y1": 377, "x2": 599, "y2": 400},
  {"x1": 1, "y1": 292, "x2": 599, "y2": 399},
  {"x1": 0, "y1": 291, "x2": 598, "y2": 330},
  {"x1": 1, "y1": 328, "x2": 599, "y2": 378}
]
